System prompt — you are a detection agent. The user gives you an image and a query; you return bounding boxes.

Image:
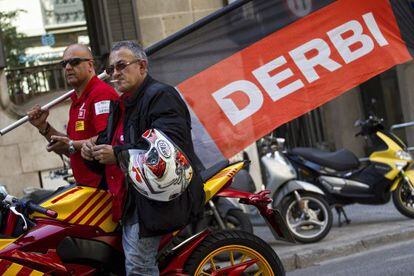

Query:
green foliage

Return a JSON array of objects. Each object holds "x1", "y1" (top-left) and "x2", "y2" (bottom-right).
[{"x1": 0, "y1": 9, "x2": 26, "y2": 68}]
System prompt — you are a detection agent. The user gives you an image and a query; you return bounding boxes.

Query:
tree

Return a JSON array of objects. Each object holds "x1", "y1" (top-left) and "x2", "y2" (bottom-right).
[{"x1": 0, "y1": 10, "x2": 26, "y2": 68}]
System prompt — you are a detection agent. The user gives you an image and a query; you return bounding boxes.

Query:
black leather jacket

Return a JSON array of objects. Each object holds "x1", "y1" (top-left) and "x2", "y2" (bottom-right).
[{"x1": 94, "y1": 75, "x2": 205, "y2": 237}]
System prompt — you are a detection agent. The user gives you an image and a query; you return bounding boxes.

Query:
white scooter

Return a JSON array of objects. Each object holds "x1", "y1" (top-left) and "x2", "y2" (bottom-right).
[{"x1": 260, "y1": 136, "x2": 333, "y2": 243}]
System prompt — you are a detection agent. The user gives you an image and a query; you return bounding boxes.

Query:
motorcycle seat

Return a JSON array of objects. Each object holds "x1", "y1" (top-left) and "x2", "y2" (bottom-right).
[
  {"x1": 200, "y1": 160, "x2": 230, "y2": 183},
  {"x1": 290, "y1": 147, "x2": 360, "y2": 171}
]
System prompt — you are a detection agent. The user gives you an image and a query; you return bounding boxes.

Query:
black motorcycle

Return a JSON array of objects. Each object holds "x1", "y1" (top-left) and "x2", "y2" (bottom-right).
[{"x1": 286, "y1": 116, "x2": 414, "y2": 224}]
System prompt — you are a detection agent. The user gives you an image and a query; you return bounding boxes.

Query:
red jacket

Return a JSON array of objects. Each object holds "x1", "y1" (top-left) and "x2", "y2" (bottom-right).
[{"x1": 105, "y1": 96, "x2": 126, "y2": 221}]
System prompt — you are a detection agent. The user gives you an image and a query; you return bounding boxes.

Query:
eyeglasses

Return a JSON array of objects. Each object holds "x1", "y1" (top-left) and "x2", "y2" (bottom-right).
[
  {"x1": 59, "y1": 58, "x2": 91, "y2": 68},
  {"x1": 106, "y1": 59, "x2": 141, "y2": 76}
]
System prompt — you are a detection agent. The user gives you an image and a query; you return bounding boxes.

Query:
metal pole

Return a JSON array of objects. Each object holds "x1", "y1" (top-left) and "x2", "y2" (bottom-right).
[
  {"x1": 0, "y1": 71, "x2": 109, "y2": 136},
  {"x1": 390, "y1": 121, "x2": 414, "y2": 131}
]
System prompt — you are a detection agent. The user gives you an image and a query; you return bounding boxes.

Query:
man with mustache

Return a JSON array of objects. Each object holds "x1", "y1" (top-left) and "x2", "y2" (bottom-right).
[{"x1": 28, "y1": 44, "x2": 119, "y2": 188}]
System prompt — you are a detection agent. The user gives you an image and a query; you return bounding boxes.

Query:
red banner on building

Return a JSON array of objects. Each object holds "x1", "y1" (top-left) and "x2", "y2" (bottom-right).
[{"x1": 176, "y1": 0, "x2": 413, "y2": 159}]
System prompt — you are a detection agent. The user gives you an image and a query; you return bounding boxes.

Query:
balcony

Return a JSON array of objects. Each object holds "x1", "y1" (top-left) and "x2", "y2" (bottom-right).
[{"x1": 5, "y1": 63, "x2": 68, "y2": 106}]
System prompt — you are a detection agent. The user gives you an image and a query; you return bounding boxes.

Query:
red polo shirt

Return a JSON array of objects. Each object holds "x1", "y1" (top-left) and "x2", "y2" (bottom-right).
[{"x1": 67, "y1": 76, "x2": 119, "y2": 187}]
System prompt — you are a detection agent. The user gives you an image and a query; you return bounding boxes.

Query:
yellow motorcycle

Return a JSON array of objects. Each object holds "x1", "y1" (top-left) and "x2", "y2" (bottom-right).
[{"x1": 287, "y1": 116, "x2": 414, "y2": 223}]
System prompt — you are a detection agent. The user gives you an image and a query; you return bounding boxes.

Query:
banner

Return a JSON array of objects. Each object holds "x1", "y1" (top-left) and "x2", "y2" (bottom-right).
[{"x1": 149, "y1": 0, "x2": 414, "y2": 168}]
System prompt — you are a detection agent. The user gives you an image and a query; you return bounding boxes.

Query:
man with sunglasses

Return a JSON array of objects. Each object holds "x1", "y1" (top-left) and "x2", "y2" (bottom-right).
[
  {"x1": 81, "y1": 40, "x2": 204, "y2": 275},
  {"x1": 28, "y1": 44, "x2": 119, "y2": 188}
]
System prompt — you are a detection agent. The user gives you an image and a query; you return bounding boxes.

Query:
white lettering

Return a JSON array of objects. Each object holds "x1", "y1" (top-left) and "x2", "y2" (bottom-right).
[
  {"x1": 212, "y1": 80, "x2": 264, "y2": 125},
  {"x1": 289, "y1": 38, "x2": 342, "y2": 83},
  {"x1": 363, "y1": 12, "x2": 389, "y2": 46},
  {"x1": 252, "y1": 56, "x2": 305, "y2": 101},
  {"x1": 212, "y1": 12, "x2": 390, "y2": 125},
  {"x1": 327, "y1": 20, "x2": 374, "y2": 64}
]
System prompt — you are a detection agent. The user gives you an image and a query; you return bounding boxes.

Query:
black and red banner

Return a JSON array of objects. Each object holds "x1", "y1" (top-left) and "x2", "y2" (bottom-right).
[{"x1": 148, "y1": 0, "x2": 414, "y2": 168}]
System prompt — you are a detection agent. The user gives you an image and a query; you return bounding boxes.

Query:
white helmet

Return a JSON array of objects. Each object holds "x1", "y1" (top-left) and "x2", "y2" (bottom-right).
[{"x1": 126, "y1": 129, "x2": 193, "y2": 202}]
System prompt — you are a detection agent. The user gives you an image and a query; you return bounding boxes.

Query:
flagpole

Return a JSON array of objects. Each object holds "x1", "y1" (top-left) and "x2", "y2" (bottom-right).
[
  {"x1": 0, "y1": 71, "x2": 109, "y2": 136},
  {"x1": 145, "y1": 0, "x2": 253, "y2": 56}
]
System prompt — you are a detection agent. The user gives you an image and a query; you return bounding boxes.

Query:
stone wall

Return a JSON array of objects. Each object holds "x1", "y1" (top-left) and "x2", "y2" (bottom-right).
[
  {"x1": 322, "y1": 87, "x2": 366, "y2": 158},
  {"x1": 135, "y1": 0, "x2": 225, "y2": 47},
  {"x1": 397, "y1": 61, "x2": 414, "y2": 148},
  {"x1": 0, "y1": 71, "x2": 69, "y2": 196}
]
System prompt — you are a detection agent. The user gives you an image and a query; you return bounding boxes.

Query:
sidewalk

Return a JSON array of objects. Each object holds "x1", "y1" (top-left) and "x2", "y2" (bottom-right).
[{"x1": 253, "y1": 216, "x2": 414, "y2": 272}]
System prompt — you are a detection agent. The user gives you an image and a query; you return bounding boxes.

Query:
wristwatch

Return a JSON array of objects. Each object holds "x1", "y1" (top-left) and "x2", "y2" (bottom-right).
[{"x1": 68, "y1": 140, "x2": 76, "y2": 155}]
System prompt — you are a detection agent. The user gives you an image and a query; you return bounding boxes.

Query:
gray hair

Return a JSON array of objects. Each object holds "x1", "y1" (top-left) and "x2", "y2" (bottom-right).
[{"x1": 111, "y1": 40, "x2": 148, "y2": 63}]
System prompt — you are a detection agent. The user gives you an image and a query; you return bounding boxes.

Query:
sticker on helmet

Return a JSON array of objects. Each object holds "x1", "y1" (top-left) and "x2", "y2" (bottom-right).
[{"x1": 157, "y1": 140, "x2": 171, "y2": 158}]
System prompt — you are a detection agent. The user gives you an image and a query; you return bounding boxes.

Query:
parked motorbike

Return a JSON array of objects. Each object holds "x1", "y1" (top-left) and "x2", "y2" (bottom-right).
[
  {"x1": 0, "y1": 160, "x2": 293, "y2": 275},
  {"x1": 287, "y1": 116, "x2": 414, "y2": 224},
  {"x1": 260, "y1": 136, "x2": 333, "y2": 243},
  {"x1": 22, "y1": 156, "x2": 75, "y2": 203},
  {"x1": 197, "y1": 195, "x2": 254, "y2": 234}
]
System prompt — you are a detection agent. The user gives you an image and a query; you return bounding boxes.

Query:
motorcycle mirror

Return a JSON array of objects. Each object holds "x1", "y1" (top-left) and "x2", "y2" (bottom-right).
[
  {"x1": 0, "y1": 185, "x2": 8, "y2": 197},
  {"x1": 276, "y1": 138, "x2": 286, "y2": 150}
]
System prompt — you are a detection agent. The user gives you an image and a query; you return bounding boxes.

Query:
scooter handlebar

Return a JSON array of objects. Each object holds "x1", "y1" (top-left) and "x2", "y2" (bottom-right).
[{"x1": 27, "y1": 201, "x2": 58, "y2": 218}]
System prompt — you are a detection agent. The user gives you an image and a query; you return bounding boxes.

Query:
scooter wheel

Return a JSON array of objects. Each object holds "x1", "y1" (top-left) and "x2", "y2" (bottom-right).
[
  {"x1": 392, "y1": 179, "x2": 414, "y2": 219},
  {"x1": 184, "y1": 230, "x2": 285, "y2": 275},
  {"x1": 281, "y1": 192, "x2": 332, "y2": 243}
]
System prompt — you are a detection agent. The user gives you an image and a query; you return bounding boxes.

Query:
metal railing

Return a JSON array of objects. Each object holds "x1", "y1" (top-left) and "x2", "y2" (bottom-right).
[
  {"x1": 391, "y1": 122, "x2": 414, "y2": 151},
  {"x1": 5, "y1": 63, "x2": 68, "y2": 105}
]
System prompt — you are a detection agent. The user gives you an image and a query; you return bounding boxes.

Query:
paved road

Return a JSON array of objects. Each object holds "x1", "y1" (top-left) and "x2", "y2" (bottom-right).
[
  {"x1": 287, "y1": 239, "x2": 414, "y2": 276},
  {"x1": 337, "y1": 201, "x2": 405, "y2": 224},
  {"x1": 251, "y1": 200, "x2": 414, "y2": 272},
  {"x1": 253, "y1": 201, "x2": 407, "y2": 242}
]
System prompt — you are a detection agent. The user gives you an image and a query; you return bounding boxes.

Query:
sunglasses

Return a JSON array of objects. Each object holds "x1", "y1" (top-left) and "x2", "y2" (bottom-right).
[
  {"x1": 106, "y1": 59, "x2": 141, "y2": 76},
  {"x1": 60, "y1": 58, "x2": 91, "y2": 68}
]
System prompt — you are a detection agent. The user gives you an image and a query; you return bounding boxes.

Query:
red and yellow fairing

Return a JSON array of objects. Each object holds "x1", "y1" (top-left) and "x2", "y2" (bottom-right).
[
  {"x1": 0, "y1": 259, "x2": 44, "y2": 275},
  {"x1": 203, "y1": 162, "x2": 244, "y2": 202},
  {"x1": 33, "y1": 186, "x2": 118, "y2": 233},
  {"x1": 30, "y1": 161, "x2": 244, "y2": 231}
]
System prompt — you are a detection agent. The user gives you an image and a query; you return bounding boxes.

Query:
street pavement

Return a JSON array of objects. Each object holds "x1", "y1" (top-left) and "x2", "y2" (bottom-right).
[
  {"x1": 252, "y1": 201, "x2": 414, "y2": 272},
  {"x1": 288, "y1": 239, "x2": 414, "y2": 276}
]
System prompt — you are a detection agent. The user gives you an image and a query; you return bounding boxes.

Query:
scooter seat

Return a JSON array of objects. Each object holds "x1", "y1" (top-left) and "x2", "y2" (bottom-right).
[
  {"x1": 200, "y1": 160, "x2": 230, "y2": 183},
  {"x1": 290, "y1": 147, "x2": 360, "y2": 171}
]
